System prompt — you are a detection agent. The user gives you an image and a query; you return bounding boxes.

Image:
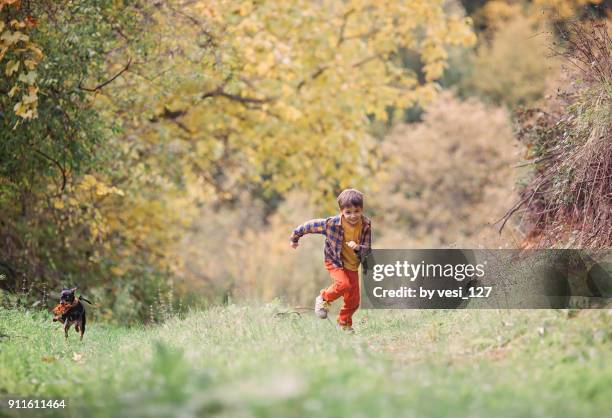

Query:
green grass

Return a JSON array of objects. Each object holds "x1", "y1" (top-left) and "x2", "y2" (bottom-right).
[{"x1": 0, "y1": 303, "x2": 611, "y2": 418}]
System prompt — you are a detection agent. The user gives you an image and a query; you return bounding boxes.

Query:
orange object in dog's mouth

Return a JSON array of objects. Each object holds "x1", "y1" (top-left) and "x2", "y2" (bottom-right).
[{"x1": 52, "y1": 302, "x2": 73, "y2": 316}]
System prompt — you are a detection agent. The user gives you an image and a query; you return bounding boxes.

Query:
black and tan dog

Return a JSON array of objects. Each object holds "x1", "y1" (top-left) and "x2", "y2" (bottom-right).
[{"x1": 52, "y1": 287, "x2": 92, "y2": 341}]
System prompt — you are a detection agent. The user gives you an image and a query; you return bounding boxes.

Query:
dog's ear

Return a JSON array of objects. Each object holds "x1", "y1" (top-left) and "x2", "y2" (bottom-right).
[{"x1": 70, "y1": 287, "x2": 77, "y2": 292}]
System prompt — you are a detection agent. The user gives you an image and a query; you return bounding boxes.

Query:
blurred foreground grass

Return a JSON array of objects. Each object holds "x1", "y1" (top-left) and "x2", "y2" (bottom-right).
[{"x1": 0, "y1": 303, "x2": 611, "y2": 418}]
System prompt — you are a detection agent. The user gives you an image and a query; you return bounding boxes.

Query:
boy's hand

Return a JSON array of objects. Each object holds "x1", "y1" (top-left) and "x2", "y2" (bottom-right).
[
  {"x1": 290, "y1": 241, "x2": 299, "y2": 249},
  {"x1": 346, "y1": 241, "x2": 360, "y2": 250}
]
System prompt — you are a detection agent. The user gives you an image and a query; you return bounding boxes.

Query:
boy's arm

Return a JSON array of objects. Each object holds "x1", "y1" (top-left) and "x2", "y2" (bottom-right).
[
  {"x1": 357, "y1": 225, "x2": 372, "y2": 256},
  {"x1": 289, "y1": 218, "x2": 327, "y2": 243}
]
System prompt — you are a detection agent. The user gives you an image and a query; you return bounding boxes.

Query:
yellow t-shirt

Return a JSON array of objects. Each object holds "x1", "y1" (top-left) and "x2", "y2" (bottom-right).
[{"x1": 340, "y1": 215, "x2": 362, "y2": 271}]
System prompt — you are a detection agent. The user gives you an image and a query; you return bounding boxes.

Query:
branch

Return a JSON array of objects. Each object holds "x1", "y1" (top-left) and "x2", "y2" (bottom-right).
[
  {"x1": 34, "y1": 149, "x2": 67, "y2": 193},
  {"x1": 352, "y1": 53, "x2": 382, "y2": 68},
  {"x1": 342, "y1": 27, "x2": 381, "y2": 43},
  {"x1": 336, "y1": 9, "x2": 355, "y2": 48},
  {"x1": 79, "y1": 56, "x2": 132, "y2": 92},
  {"x1": 200, "y1": 86, "x2": 276, "y2": 105},
  {"x1": 296, "y1": 66, "x2": 329, "y2": 91},
  {"x1": 495, "y1": 178, "x2": 550, "y2": 233}
]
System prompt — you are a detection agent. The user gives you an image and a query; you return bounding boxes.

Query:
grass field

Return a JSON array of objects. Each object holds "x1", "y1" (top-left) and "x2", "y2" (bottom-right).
[{"x1": 0, "y1": 303, "x2": 611, "y2": 418}]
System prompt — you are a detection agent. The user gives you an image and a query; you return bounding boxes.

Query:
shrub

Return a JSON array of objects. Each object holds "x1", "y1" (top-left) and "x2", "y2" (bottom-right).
[
  {"x1": 369, "y1": 92, "x2": 519, "y2": 248},
  {"x1": 500, "y1": 19, "x2": 611, "y2": 248}
]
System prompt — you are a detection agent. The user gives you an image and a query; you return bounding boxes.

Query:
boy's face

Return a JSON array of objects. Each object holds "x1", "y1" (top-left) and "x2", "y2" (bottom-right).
[{"x1": 340, "y1": 205, "x2": 363, "y2": 225}]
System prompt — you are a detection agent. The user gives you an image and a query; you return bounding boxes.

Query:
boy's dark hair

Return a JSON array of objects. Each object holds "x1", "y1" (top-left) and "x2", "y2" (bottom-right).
[{"x1": 337, "y1": 188, "x2": 364, "y2": 209}]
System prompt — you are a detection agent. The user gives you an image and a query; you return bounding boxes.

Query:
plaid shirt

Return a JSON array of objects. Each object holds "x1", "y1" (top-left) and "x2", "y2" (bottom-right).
[{"x1": 290, "y1": 214, "x2": 372, "y2": 269}]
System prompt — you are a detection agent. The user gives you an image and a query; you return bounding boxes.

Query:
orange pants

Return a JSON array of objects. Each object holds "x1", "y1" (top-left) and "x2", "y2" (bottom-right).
[{"x1": 321, "y1": 260, "x2": 360, "y2": 327}]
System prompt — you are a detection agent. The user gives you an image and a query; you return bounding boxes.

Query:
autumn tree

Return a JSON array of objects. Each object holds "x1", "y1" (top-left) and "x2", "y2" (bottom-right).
[
  {"x1": 100, "y1": 0, "x2": 476, "y2": 211},
  {"x1": 1, "y1": 0, "x2": 476, "y2": 321}
]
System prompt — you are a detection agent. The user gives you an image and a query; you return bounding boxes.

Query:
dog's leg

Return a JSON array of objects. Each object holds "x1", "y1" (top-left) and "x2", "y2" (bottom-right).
[
  {"x1": 75, "y1": 320, "x2": 83, "y2": 341},
  {"x1": 80, "y1": 311, "x2": 86, "y2": 341},
  {"x1": 63, "y1": 319, "x2": 71, "y2": 340}
]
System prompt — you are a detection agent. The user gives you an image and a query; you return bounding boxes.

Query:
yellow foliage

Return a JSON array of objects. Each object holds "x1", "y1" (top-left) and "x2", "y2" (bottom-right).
[
  {"x1": 48, "y1": 174, "x2": 128, "y2": 250},
  {"x1": 0, "y1": 0, "x2": 43, "y2": 122},
  {"x1": 99, "y1": 0, "x2": 476, "y2": 212},
  {"x1": 5, "y1": 59, "x2": 18, "y2": 75}
]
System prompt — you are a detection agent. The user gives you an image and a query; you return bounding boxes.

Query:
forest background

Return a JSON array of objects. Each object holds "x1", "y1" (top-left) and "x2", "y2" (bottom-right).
[{"x1": 1, "y1": 0, "x2": 610, "y2": 324}]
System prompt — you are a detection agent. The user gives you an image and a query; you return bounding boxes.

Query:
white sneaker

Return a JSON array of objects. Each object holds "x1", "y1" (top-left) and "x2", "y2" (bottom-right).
[{"x1": 314, "y1": 295, "x2": 330, "y2": 319}]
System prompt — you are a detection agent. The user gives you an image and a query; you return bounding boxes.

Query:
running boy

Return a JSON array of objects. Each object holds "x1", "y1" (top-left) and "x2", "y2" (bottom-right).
[{"x1": 289, "y1": 189, "x2": 372, "y2": 331}]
